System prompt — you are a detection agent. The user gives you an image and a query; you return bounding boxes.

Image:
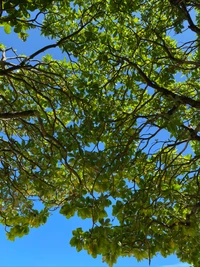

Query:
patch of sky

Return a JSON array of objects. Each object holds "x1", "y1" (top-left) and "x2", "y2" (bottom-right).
[
  {"x1": 161, "y1": 263, "x2": 192, "y2": 267},
  {"x1": 165, "y1": 8, "x2": 197, "y2": 82},
  {"x1": 0, "y1": 11, "x2": 72, "y2": 64},
  {"x1": 84, "y1": 142, "x2": 105, "y2": 152}
]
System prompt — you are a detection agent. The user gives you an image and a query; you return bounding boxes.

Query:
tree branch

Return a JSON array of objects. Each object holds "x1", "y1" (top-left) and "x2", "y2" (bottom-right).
[
  {"x1": 0, "y1": 110, "x2": 39, "y2": 120},
  {"x1": 125, "y1": 58, "x2": 200, "y2": 109}
]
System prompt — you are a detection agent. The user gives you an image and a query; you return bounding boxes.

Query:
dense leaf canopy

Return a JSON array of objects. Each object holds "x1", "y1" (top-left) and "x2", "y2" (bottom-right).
[{"x1": 0, "y1": 0, "x2": 200, "y2": 266}]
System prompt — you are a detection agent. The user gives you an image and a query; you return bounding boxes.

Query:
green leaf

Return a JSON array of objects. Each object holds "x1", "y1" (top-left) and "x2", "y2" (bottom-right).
[{"x1": 4, "y1": 24, "x2": 11, "y2": 34}]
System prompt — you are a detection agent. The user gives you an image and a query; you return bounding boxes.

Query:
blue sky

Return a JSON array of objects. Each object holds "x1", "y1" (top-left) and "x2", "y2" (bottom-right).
[
  {"x1": 0, "y1": 18, "x2": 193, "y2": 267},
  {"x1": 0, "y1": 211, "x2": 191, "y2": 267}
]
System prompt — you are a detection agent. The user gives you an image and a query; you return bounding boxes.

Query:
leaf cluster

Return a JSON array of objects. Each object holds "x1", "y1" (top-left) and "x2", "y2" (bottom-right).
[{"x1": 0, "y1": 0, "x2": 200, "y2": 266}]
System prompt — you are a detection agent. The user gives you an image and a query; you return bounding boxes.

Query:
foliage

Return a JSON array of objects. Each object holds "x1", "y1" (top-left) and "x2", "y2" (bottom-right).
[{"x1": 0, "y1": 0, "x2": 200, "y2": 266}]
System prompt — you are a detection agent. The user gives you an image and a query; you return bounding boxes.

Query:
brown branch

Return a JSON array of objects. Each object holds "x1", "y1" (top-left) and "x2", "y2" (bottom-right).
[
  {"x1": 0, "y1": 110, "x2": 48, "y2": 138},
  {"x1": 181, "y1": 124, "x2": 200, "y2": 141},
  {"x1": 124, "y1": 58, "x2": 200, "y2": 109},
  {"x1": 106, "y1": 47, "x2": 200, "y2": 108},
  {"x1": 0, "y1": 110, "x2": 38, "y2": 120},
  {"x1": 0, "y1": 15, "x2": 97, "y2": 76},
  {"x1": 180, "y1": 2, "x2": 200, "y2": 35}
]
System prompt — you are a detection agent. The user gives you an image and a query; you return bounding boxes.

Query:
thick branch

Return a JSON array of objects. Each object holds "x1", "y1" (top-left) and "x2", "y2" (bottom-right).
[
  {"x1": 125, "y1": 59, "x2": 200, "y2": 109},
  {"x1": 0, "y1": 110, "x2": 39, "y2": 120},
  {"x1": 107, "y1": 49, "x2": 200, "y2": 108},
  {"x1": 180, "y1": 3, "x2": 200, "y2": 35}
]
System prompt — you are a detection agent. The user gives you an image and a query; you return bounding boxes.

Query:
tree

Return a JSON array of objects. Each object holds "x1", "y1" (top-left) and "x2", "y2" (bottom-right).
[{"x1": 0, "y1": 0, "x2": 200, "y2": 266}]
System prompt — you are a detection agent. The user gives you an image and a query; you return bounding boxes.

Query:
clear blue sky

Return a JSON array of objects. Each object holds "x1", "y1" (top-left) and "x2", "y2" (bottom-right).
[{"x1": 0, "y1": 23, "x2": 192, "y2": 267}]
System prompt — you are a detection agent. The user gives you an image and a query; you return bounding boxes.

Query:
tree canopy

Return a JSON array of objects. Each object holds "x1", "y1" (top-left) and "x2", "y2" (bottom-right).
[{"x1": 0, "y1": 0, "x2": 200, "y2": 266}]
